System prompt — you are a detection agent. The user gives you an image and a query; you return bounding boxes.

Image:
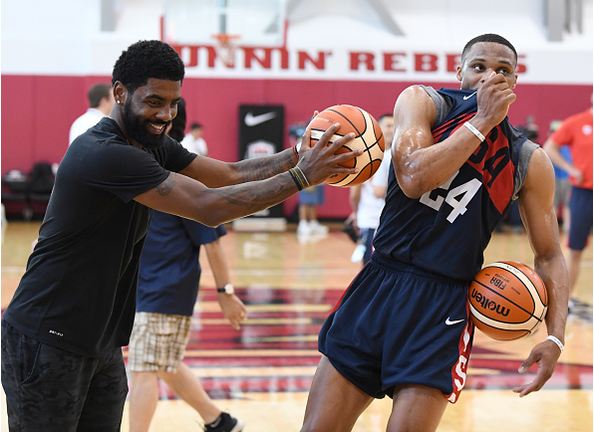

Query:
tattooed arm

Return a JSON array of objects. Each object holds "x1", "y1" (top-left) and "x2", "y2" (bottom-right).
[
  {"x1": 135, "y1": 125, "x2": 361, "y2": 226},
  {"x1": 137, "y1": 170, "x2": 301, "y2": 226},
  {"x1": 179, "y1": 146, "x2": 297, "y2": 188}
]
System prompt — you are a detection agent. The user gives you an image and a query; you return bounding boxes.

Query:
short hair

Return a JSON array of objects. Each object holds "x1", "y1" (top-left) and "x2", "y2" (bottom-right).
[
  {"x1": 377, "y1": 113, "x2": 392, "y2": 123},
  {"x1": 461, "y1": 34, "x2": 517, "y2": 66},
  {"x1": 88, "y1": 84, "x2": 112, "y2": 108},
  {"x1": 190, "y1": 122, "x2": 203, "y2": 130},
  {"x1": 111, "y1": 40, "x2": 185, "y2": 94},
  {"x1": 168, "y1": 97, "x2": 187, "y2": 142}
]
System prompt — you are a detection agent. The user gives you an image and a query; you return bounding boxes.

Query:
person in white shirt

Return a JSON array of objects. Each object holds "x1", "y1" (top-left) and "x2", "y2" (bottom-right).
[
  {"x1": 181, "y1": 123, "x2": 209, "y2": 156},
  {"x1": 347, "y1": 114, "x2": 394, "y2": 265},
  {"x1": 68, "y1": 84, "x2": 115, "y2": 145}
]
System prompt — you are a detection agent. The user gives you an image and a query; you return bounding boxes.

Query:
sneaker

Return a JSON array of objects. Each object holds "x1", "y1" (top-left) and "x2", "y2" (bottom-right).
[
  {"x1": 297, "y1": 220, "x2": 312, "y2": 235},
  {"x1": 350, "y1": 244, "x2": 366, "y2": 263},
  {"x1": 204, "y1": 412, "x2": 244, "y2": 432},
  {"x1": 309, "y1": 220, "x2": 329, "y2": 235}
]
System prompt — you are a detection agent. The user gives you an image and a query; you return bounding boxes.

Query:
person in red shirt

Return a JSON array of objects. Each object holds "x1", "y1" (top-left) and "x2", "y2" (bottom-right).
[{"x1": 544, "y1": 101, "x2": 593, "y2": 309}]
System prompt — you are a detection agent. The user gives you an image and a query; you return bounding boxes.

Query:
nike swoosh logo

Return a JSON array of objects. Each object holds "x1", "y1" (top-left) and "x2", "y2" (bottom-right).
[
  {"x1": 245, "y1": 111, "x2": 277, "y2": 127},
  {"x1": 463, "y1": 92, "x2": 477, "y2": 101},
  {"x1": 445, "y1": 317, "x2": 465, "y2": 326}
]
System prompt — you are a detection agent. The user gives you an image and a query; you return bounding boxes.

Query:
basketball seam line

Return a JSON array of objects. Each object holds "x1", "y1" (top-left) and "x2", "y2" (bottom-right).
[
  {"x1": 469, "y1": 304, "x2": 532, "y2": 335},
  {"x1": 328, "y1": 107, "x2": 368, "y2": 137},
  {"x1": 311, "y1": 107, "x2": 385, "y2": 186}
]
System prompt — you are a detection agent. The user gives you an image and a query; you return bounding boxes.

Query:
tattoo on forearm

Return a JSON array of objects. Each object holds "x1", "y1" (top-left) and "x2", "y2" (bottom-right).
[
  {"x1": 237, "y1": 150, "x2": 294, "y2": 182},
  {"x1": 155, "y1": 174, "x2": 177, "y2": 196},
  {"x1": 208, "y1": 173, "x2": 296, "y2": 213}
]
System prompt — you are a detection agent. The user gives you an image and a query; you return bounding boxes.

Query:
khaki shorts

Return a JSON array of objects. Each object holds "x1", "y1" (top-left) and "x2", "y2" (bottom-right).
[{"x1": 127, "y1": 312, "x2": 191, "y2": 373}]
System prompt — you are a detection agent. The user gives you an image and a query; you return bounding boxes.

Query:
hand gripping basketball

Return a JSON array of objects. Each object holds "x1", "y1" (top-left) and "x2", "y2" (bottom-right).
[
  {"x1": 296, "y1": 123, "x2": 361, "y2": 186},
  {"x1": 307, "y1": 105, "x2": 386, "y2": 187}
]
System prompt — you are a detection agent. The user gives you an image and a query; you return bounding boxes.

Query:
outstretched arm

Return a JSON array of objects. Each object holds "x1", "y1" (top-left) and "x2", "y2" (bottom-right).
[
  {"x1": 180, "y1": 147, "x2": 298, "y2": 188},
  {"x1": 135, "y1": 125, "x2": 360, "y2": 226},
  {"x1": 513, "y1": 148, "x2": 569, "y2": 397}
]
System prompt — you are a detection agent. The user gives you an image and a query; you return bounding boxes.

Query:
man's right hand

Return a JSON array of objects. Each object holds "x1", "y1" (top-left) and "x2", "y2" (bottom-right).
[
  {"x1": 475, "y1": 71, "x2": 517, "y2": 131},
  {"x1": 297, "y1": 124, "x2": 361, "y2": 186}
]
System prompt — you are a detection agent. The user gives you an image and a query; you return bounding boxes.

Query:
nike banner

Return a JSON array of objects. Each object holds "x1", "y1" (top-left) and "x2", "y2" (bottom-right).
[{"x1": 239, "y1": 105, "x2": 285, "y2": 218}]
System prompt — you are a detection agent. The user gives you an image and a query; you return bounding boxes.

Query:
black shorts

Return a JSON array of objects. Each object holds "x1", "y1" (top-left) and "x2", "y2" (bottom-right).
[{"x1": 1, "y1": 319, "x2": 128, "y2": 431}]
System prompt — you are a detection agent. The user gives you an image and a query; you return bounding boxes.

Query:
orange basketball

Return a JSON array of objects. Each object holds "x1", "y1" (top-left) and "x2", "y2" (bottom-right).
[
  {"x1": 307, "y1": 105, "x2": 385, "y2": 187},
  {"x1": 468, "y1": 261, "x2": 548, "y2": 341}
]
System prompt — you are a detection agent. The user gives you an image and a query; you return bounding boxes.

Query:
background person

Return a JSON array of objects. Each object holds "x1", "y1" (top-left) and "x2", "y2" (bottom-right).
[
  {"x1": 547, "y1": 120, "x2": 573, "y2": 232},
  {"x1": 128, "y1": 220, "x2": 245, "y2": 432},
  {"x1": 69, "y1": 83, "x2": 115, "y2": 144},
  {"x1": 296, "y1": 184, "x2": 328, "y2": 237},
  {"x1": 346, "y1": 113, "x2": 394, "y2": 265},
  {"x1": 543, "y1": 101, "x2": 593, "y2": 311},
  {"x1": 128, "y1": 97, "x2": 246, "y2": 432},
  {"x1": 181, "y1": 122, "x2": 209, "y2": 156},
  {"x1": 289, "y1": 122, "x2": 329, "y2": 238}
]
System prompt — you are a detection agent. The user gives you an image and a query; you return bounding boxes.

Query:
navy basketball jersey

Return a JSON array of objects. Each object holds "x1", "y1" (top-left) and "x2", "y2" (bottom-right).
[{"x1": 373, "y1": 86, "x2": 538, "y2": 282}]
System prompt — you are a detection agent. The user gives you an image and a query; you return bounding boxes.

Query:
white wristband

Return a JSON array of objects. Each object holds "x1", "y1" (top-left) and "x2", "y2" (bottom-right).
[
  {"x1": 546, "y1": 335, "x2": 564, "y2": 353},
  {"x1": 464, "y1": 121, "x2": 486, "y2": 142}
]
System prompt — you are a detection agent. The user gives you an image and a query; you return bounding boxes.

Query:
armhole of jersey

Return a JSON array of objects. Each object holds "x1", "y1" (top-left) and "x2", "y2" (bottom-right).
[
  {"x1": 420, "y1": 85, "x2": 452, "y2": 129},
  {"x1": 513, "y1": 139, "x2": 539, "y2": 199}
]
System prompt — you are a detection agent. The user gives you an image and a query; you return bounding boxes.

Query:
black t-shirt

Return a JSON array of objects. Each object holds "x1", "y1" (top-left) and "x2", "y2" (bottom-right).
[{"x1": 3, "y1": 117, "x2": 196, "y2": 357}]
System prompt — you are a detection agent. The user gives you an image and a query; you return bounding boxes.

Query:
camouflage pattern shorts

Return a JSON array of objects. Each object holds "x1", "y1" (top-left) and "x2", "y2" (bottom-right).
[{"x1": 1, "y1": 319, "x2": 127, "y2": 431}]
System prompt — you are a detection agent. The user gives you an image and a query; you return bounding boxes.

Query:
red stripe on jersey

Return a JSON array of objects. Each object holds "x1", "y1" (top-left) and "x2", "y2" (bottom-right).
[
  {"x1": 465, "y1": 124, "x2": 514, "y2": 214},
  {"x1": 434, "y1": 119, "x2": 515, "y2": 215},
  {"x1": 432, "y1": 113, "x2": 474, "y2": 144}
]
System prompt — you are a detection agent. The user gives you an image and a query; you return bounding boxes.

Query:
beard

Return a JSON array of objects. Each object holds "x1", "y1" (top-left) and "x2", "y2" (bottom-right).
[{"x1": 121, "y1": 100, "x2": 169, "y2": 150}]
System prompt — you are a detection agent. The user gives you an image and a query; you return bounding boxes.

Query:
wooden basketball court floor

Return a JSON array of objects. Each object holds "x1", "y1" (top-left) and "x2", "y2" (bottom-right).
[{"x1": 1, "y1": 220, "x2": 592, "y2": 431}]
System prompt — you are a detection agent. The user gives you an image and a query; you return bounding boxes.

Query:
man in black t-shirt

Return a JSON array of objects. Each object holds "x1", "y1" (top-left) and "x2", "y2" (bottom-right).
[{"x1": 1, "y1": 40, "x2": 359, "y2": 431}]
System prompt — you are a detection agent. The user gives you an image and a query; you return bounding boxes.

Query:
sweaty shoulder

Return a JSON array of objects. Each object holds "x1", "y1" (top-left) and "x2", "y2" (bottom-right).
[
  {"x1": 394, "y1": 85, "x2": 439, "y2": 128},
  {"x1": 418, "y1": 85, "x2": 453, "y2": 128}
]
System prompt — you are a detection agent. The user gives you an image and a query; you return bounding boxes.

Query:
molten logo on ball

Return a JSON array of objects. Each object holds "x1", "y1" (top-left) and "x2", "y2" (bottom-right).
[{"x1": 470, "y1": 288, "x2": 510, "y2": 317}]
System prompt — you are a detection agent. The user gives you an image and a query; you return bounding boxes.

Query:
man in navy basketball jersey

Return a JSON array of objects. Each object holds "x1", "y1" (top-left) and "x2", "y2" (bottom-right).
[{"x1": 302, "y1": 34, "x2": 568, "y2": 431}]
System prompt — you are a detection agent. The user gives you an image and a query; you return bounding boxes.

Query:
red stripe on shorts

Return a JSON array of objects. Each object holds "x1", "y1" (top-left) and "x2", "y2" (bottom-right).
[{"x1": 446, "y1": 302, "x2": 474, "y2": 403}]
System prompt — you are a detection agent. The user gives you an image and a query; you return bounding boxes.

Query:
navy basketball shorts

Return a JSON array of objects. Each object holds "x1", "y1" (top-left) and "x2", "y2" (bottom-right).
[
  {"x1": 568, "y1": 187, "x2": 593, "y2": 251},
  {"x1": 1, "y1": 319, "x2": 128, "y2": 431},
  {"x1": 318, "y1": 252, "x2": 474, "y2": 403}
]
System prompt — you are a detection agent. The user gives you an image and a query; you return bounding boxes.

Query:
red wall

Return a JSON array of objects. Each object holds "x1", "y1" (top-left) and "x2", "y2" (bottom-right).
[{"x1": 2, "y1": 74, "x2": 591, "y2": 219}]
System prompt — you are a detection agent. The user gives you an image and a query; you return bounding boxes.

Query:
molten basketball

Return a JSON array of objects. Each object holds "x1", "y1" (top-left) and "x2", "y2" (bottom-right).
[
  {"x1": 468, "y1": 261, "x2": 548, "y2": 341},
  {"x1": 307, "y1": 105, "x2": 385, "y2": 187}
]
